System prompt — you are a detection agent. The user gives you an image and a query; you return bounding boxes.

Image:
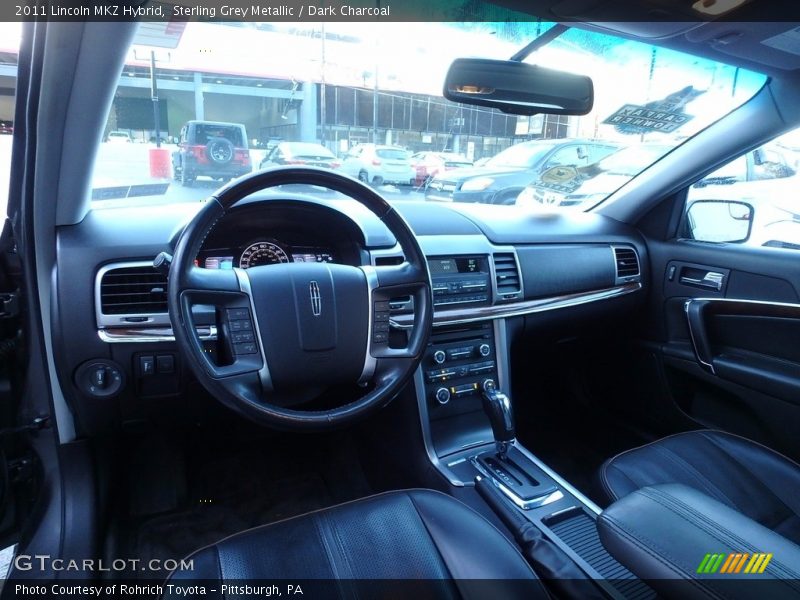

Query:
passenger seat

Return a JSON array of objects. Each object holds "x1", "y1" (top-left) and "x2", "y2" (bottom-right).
[{"x1": 599, "y1": 430, "x2": 800, "y2": 544}]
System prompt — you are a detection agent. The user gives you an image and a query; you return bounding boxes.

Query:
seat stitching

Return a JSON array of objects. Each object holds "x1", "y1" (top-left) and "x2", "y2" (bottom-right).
[
  {"x1": 313, "y1": 513, "x2": 349, "y2": 599},
  {"x1": 600, "y1": 514, "x2": 729, "y2": 600},
  {"x1": 698, "y1": 431, "x2": 798, "y2": 527},
  {"x1": 214, "y1": 545, "x2": 225, "y2": 600},
  {"x1": 598, "y1": 461, "x2": 618, "y2": 501},
  {"x1": 642, "y1": 488, "x2": 800, "y2": 589},
  {"x1": 328, "y1": 511, "x2": 359, "y2": 588},
  {"x1": 604, "y1": 463, "x2": 642, "y2": 499},
  {"x1": 650, "y1": 444, "x2": 736, "y2": 506}
]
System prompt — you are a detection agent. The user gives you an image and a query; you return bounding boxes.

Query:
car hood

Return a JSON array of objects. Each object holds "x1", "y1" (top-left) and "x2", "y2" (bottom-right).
[{"x1": 435, "y1": 166, "x2": 523, "y2": 182}]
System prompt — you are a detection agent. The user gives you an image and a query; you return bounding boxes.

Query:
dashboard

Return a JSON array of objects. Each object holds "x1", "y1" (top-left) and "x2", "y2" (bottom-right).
[{"x1": 57, "y1": 195, "x2": 648, "y2": 435}]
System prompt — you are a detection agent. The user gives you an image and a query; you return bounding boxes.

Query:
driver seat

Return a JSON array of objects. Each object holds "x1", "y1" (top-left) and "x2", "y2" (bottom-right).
[{"x1": 166, "y1": 489, "x2": 549, "y2": 597}]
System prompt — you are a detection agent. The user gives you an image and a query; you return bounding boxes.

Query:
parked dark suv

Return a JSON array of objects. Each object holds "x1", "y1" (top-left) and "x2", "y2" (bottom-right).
[
  {"x1": 172, "y1": 120, "x2": 252, "y2": 186},
  {"x1": 425, "y1": 139, "x2": 620, "y2": 204}
]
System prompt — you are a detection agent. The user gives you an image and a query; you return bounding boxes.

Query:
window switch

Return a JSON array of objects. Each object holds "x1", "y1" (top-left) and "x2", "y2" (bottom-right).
[
  {"x1": 156, "y1": 354, "x2": 175, "y2": 374},
  {"x1": 139, "y1": 355, "x2": 155, "y2": 377}
]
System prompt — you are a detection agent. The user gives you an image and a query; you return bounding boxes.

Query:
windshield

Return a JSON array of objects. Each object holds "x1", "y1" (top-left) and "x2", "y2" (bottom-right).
[
  {"x1": 595, "y1": 145, "x2": 676, "y2": 176},
  {"x1": 84, "y1": 21, "x2": 766, "y2": 209},
  {"x1": 487, "y1": 144, "x2": 556, "y2": 169}
]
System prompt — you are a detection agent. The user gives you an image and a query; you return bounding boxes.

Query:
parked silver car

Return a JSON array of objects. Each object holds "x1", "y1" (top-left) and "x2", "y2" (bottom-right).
[{"x1": 339, "y1": 143, "x2": 415, "y2": 186}]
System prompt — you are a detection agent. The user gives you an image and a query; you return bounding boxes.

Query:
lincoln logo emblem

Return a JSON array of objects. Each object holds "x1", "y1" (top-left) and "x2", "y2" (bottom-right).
[{"x1": 309, "y1": 281, "x2": 322, "y2": 316}]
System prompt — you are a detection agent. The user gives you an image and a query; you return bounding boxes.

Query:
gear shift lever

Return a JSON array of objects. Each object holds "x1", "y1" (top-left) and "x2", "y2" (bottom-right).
[{"x1": 481, "y1": 380, "x2": 515, "y2": 458}]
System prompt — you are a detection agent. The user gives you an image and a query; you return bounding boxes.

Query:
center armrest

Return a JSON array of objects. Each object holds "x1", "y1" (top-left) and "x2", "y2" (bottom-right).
[{"x1": 597, "y1": 483, "x2": 800, "y2": 599}]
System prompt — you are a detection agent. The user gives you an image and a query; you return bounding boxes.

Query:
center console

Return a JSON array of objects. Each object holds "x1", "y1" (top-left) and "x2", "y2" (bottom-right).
[{"x1": 414, "y1": 313, "x2": 654, "y2": 598}]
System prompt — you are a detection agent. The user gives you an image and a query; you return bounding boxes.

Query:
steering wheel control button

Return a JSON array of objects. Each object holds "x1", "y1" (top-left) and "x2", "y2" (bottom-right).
[
  {"x1": 139, "y1": 355, "x2": 155, "y2": 376},
  {"x1": 231, "y1": 330, "x2": 255, "y2": 344},
  {"x1": 234, "y1": 342, "x2": 258, "y2": 355},
  {"x1": 371, "y1": 299, "x2": 391, "y2": 346},
  {"x1": 227, "y1": 308, "x2": 251, "y2": 320},
  {"x1": 74, "y1": 360, "x2": 125, "y2": 399},
  {"x1": 229, "y1": 319, "x2": 253, "y2": 331}
]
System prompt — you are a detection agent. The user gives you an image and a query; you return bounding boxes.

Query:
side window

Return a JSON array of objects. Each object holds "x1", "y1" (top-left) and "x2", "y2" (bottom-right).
[{"x1": 686, "y1": 129, "x2": 800, "y2": 251}]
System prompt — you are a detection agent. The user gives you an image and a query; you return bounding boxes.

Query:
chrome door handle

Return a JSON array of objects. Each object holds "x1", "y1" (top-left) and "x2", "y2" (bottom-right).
[{"x1": 680, "y1": 271, "x2": 724, "y2": 291}]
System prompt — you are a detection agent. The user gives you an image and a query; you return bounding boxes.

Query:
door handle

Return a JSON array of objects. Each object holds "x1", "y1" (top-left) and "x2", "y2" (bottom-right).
[
  {"x1": 680, "y1": 271, "x2": 724, "y2": 291},
  {"x1": 684, "y1": 299, "x2": 715, "y2": 374}
]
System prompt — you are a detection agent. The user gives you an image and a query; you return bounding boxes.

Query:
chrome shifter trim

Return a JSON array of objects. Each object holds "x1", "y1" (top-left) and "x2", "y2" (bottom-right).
[{"x1": 471, "y1": 460, "x2": 564, "y2": 510}]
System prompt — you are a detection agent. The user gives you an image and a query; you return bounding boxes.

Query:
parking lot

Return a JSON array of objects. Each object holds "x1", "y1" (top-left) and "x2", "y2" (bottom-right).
[{"x1": 90, "y1": 141, "x2": 427, "y2": 207}]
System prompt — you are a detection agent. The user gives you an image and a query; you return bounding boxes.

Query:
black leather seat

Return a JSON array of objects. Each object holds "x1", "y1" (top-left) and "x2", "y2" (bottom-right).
[
  {"x1": 167, "y1": 489, "x2": 549, "y2": 598},
  {"x1": 600, "y1": 429, "x2": 800, "y2": 544}
]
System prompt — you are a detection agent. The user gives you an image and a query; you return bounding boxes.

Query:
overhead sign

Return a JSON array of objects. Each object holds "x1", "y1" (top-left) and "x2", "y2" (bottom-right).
[
  {"x1": 133, "y1": 10, "x2": 187, "y2": 49},
  {"x1": 604, "y1": 86, "x2": 704, "y2": 135}
]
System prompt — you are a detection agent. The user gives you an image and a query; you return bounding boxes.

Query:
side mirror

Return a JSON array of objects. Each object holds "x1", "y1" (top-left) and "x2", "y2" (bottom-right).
[
  {"x1": 443, "y1": 58, "x2": 594, "y2": 116},
  {"x1": 686, "y1": 200, "x2": 754, "y2": 243}
]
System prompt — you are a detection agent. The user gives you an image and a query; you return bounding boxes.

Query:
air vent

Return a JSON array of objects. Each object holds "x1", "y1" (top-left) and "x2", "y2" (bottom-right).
[
  {"x1": 614, "y1": 247, "x2": 641, "y2": 281},
  {"x1": 100, "y1": 265, "x2": 168, "y2": 315},
  {"x1": 493, "y1": 253, "x2": 522, "y2": 299}
]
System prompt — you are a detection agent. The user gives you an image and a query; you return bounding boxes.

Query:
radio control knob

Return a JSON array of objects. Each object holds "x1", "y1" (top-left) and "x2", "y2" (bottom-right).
[
  {"x1": 433, "y1": 350, "x2": 447, "y2": 364},
  {"x1": 435, "y1": 387, "x2": 451, "y2": 405},
  {"x1": 478, "y1": 343, "x2": 491, "y2": 357}
]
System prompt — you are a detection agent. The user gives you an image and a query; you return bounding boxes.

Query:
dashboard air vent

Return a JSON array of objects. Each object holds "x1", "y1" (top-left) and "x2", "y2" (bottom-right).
[
  {"x1": 614, "y1": 247, "x2": 640, "y2": 280},
  {"x1": 100, "y1": 265, "x2": 168, "y2": 315},
  {"x1": 493, "y1": 253, "x2": 522, "y2": 298}
]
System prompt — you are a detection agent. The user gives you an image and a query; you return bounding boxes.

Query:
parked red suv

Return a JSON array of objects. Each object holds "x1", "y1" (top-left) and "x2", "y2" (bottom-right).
[{"x1": 172, "y1": 120, "x2": 252, "y2": 186}]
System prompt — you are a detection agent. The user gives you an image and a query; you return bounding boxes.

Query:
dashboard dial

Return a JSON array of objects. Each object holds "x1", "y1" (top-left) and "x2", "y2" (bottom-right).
[{"x1": 239, "y1": 241, "x2": 290, "y2": 269}]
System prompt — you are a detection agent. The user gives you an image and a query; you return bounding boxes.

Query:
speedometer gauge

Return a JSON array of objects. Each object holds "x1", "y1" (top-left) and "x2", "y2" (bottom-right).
[{"x1": 239, "y1": 242, "x2": 290, "y2": 269}]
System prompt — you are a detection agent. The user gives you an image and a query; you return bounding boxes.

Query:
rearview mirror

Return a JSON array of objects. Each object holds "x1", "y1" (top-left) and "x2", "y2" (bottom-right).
[
  {"x1": 686, "y1": 200, "x2": 754, "y2": 243},
  {"x1": 443, "y1": 58, "x2": 594, "y2": 116}
]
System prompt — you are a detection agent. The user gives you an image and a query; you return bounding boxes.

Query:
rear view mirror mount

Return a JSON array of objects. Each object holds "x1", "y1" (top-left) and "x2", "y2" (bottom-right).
[{"x1": 443, "y1": 58, "x2": 594, "y2": 116}]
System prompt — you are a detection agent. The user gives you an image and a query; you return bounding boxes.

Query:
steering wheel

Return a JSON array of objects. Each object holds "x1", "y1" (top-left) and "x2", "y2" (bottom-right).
[{"x1": 167, "y1": 167, "x2": 433, "y2": 430}]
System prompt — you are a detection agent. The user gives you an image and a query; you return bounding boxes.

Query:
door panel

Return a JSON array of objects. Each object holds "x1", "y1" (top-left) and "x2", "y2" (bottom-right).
[{"x1": 645, "y1": 239, "x2": 800, "y2": 459}]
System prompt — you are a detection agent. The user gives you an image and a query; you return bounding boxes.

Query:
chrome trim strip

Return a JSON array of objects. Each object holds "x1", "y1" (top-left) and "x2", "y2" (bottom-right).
[
  {"x1": 692, "y1": 297, "x2": 800, "y2": 310},
  {"x1": 235, "y1": 267, "x2": 274, "y2": 393},
  {"x1": 392, "y1": 282, "x2": 642, "y2": 329},
  {"x1": 472, "y1": 467, "x2": 564, "y2": 510},
  {"x1": 95, "y1": 260, "x2": 171, "y2": 329},
  {"x1": 358, "y1": 266, "x2": 379, "y2": 385},
  {"x1": 513, "y1": 442, "x2": 602, "y2": 514},
  {"x1": 98, "y1": 326, "x2": 217, "y2": 344}
]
